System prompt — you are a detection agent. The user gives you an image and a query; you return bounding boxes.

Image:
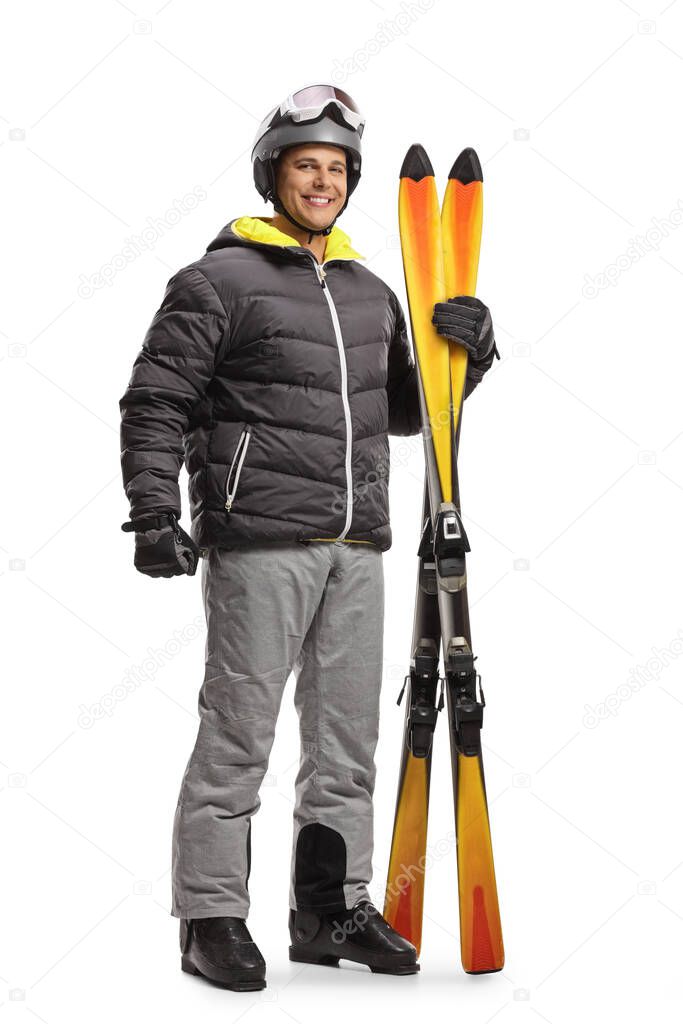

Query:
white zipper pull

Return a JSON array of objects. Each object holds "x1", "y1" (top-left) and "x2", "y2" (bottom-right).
[
  {"x1": 312, "y1": 259, "x2": 327, "y2": 288},
  {"x1": 225, "y1": 427, "x2": 252, "y2": 511}
]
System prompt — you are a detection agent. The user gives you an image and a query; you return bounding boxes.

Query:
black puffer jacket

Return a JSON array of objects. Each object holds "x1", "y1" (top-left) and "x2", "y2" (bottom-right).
[{"x1": 119, "y1": 216, "x2": 423, "y2": 552}]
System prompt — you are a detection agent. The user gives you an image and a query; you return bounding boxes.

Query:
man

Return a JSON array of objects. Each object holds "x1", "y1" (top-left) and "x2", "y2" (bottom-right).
[{"x1": 119, "y1": 84, "x2": 498, "y2": 991}]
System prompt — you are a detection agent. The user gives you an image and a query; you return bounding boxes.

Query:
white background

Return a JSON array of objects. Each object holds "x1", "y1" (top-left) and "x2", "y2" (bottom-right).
[{"x1": 2, "y1": 0, "x2": 682, "y2": 1020}]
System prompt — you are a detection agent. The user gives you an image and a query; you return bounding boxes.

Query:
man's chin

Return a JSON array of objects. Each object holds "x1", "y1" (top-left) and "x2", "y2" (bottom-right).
[{"x1": 297, "y1": 203, "x2": 338, "y2": 228}]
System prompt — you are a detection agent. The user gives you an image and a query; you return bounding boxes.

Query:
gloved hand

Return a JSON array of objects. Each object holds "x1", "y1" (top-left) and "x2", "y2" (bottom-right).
[
  {"x1": 121, "y1": 511, "x2": 200, "y2": 578},
  {"x1": 432, "y1": 296, "x2": 500, "y2": 386}
]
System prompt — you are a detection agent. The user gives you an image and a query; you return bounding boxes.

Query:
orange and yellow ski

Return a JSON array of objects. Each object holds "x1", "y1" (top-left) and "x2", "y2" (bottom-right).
[
  {"x1": 442, "y1": 148, "x2": 503, "y2": 974},
  {"x1": 384, "y1": 144, "x2": 504, "y2": 974}
]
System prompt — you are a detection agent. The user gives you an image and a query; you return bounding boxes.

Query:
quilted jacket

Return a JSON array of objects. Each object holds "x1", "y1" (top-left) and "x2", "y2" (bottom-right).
[{"x1": 119, "y1": 216, "x2": 424, "y2": 552}]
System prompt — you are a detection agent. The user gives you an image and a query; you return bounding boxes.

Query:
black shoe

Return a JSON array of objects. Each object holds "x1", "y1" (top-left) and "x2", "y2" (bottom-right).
[
  {"x1": 288, "y1": 901, "x2": 419, "y2": 975},
  {"x1": 180, "y1": 917, "x2": 266, "y2": 991}
]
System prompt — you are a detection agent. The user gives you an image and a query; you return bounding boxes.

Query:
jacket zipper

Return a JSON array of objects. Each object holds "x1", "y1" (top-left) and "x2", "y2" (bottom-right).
[
  {"x1": 309, "y1": 256, "x2": 353, "y2": 541},
  {"x1": 224, "y1": 425, "x2": 252, "y2": 511}
]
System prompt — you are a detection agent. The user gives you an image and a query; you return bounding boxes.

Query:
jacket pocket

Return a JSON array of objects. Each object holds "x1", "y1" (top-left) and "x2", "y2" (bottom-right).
[{"x1": 224, "y1": 425, "x2": 252, "y2": 511}]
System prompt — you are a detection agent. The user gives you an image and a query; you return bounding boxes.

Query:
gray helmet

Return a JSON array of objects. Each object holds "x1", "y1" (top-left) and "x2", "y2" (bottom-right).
[{"x1": 251, "y1": 84, "x2": 364, "y2": 238}]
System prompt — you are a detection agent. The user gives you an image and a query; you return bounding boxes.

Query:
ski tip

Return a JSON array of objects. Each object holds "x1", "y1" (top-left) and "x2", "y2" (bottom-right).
[
  {"x1": 399, "y1": 144, "x2": 434, "y2": 182},
  {"x1": 449, "y1": 147, "x2": 483, "y2": 184}
]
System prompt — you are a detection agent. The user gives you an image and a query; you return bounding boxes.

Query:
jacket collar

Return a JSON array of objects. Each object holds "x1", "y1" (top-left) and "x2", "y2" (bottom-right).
[{"x1": 207, "y1": 215, "x2": 364, "y2": 263}]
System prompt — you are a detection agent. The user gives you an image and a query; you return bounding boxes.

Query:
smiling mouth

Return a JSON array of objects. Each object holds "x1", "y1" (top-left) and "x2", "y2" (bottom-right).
[{"x1": 301, "y1": 195, "x2": 335, "y2": 207}]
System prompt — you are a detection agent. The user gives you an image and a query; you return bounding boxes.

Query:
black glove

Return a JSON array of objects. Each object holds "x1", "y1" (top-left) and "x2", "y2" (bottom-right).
[
  {"x1": 121, "y1": 512, "x2": 200, "y2": 578},
  {"x1": 432, "y1": 296, "x2": 500, "y2": 385}
]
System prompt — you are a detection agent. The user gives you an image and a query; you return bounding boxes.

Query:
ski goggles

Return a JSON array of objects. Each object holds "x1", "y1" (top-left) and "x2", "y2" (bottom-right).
[{"x1": 260, "y1": 85, "x2": 365, "y2": 136}]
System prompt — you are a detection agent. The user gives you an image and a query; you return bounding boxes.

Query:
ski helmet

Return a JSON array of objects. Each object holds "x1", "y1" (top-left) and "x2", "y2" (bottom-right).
[{"x1": 251, "y1": 84, "x2": 364, "y2": 239}]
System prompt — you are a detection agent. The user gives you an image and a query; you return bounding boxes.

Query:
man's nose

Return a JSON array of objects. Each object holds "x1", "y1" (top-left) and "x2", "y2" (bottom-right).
[{"x1": 313, "y1": 171, "x2": 333, "y2": 189}]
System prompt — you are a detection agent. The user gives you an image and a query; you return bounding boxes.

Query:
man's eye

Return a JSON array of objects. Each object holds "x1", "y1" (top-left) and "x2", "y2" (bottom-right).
[{"x1": 298, "y1": 164, "x2": 344, "y2": 172}]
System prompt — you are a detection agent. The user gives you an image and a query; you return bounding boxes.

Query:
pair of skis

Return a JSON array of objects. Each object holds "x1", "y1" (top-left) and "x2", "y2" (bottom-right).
[{"x1": 383, "y1": 144, "x2": 504, "y2": 973}]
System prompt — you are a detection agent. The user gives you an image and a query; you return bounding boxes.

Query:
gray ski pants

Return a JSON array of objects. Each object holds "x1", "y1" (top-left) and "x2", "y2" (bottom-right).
[{"x1": 171, "y1": 539, "x2": 384, "y2": 920}]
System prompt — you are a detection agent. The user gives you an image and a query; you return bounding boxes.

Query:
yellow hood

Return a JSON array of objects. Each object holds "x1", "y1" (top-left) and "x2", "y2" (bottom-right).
[{"x1": 230, "y1": 215, "x2": 364, "y2": 263}]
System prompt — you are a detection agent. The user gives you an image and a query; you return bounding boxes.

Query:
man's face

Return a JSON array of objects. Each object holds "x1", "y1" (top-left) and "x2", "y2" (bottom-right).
[{"x1": 274, "y1": 144, "x2": 348, "y2": 228}]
